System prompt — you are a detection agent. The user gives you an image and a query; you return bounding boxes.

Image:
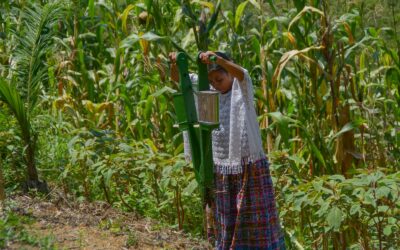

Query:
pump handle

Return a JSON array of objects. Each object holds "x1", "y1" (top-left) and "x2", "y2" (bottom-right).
[
  {"x1": 198, "y1": 52, "x2": 217, "y2": 63},
  {"x1": 209, "y1": 55, "x2": 217, "y2": 62}
]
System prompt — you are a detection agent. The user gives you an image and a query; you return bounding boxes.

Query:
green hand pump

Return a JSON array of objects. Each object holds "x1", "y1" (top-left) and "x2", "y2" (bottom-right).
[{"x1": 172, "y1": 52, "x2": 219, "y2": 205}]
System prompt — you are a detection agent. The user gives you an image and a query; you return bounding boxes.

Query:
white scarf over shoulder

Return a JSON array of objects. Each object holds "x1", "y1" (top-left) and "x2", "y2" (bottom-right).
[{"x1": 184, "y1": 69, "x2": 265, "y2": 174}]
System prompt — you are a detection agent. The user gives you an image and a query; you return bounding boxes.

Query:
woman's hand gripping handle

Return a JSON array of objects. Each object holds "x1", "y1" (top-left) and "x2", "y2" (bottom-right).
[{"x1": 168, "y1": 52, "x2": 179, "y2": 82}]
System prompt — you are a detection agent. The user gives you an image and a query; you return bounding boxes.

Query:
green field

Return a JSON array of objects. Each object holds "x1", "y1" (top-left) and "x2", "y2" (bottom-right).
[{"x1": 0, "y1": 0, "x2": 399, "y2": 249}]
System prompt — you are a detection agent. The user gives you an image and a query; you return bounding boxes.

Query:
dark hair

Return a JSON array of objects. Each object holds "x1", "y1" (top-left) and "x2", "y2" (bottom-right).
[{"x1": 207, "y1": 51, "x2": 232, "y2": 73}]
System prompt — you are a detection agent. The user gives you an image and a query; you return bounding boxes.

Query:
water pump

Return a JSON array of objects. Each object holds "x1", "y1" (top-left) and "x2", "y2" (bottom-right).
[{"x1": 172, "y1": 52, "x2": 219, "y2": 205}]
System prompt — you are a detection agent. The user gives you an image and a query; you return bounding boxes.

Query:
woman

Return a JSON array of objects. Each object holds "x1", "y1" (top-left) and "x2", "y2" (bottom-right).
[{"x1": 170, "y1": 51, "x2": 285, "y2": 250}]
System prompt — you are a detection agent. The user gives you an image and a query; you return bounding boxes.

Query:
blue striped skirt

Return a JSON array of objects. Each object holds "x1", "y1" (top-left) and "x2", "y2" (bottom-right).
[{"x1": 207, "y1": 158, "x2": 286, "y2": 250}]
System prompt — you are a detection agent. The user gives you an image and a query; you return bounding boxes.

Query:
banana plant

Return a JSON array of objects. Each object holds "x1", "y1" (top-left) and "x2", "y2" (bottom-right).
[{"x1": 0, "y1": 2, "x2": 64, "y2": 190}]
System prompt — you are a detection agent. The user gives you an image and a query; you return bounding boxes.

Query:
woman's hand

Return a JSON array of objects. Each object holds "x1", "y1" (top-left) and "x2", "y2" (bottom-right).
[
  {"x1": 168, "y1": 52, "x2": 179, "y2": 82},
  {"x1": 199, "y1": 51, "x2": 217, "y2": 64},
  {"x1": 199, "y1": 51, "x2": 244, "y2": 82},
  {"x1": 168, "y1": 52, "x2": 177, "y2": 64}
]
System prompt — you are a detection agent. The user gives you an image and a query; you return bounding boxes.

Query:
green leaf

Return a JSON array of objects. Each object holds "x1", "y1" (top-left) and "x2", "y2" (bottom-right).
[
  {"x1": 268, "y1": 112, "x2": 296, "y2": 147},
  {"x1": 148, "y1": 163, "x2": 156, "y2": 171},
  {"x1": 162, "y1": 166, "x2": 172, "y2": 176},
  {"x1": 248, "y1": 0, "x2": 260, "y2": 10},
  {"x1": 13, "y1": 2, "x2": 65, "y2": 110},
  {"x1": 326, "y1": 207, "x2": 343, "y2": 231},
  {"x1": 350, "y1": 204, "x2": 360, "y2": 215},
  {"x1": 172, "y1": 160, "x2": 186, "y2": 171},
  {"x1": 141, "y1": 32, "x2": 165, "y2": 41},
  {"x1": 173, "y1": 143, "x2": 184, "y2": 156},
  {"x1": 312, "y1": 179, "x2": 324, "y2": 192},
  {"x1": 376, "y1": 186, "x2": 391, "y2": 199},
  {"x1": 383, "y1": 226, "x2": 392, "y2": 236},
  {"x1": 309, "y1": 142, "x2": 326, "y2": 169},
  {"x1": 151, "y1": 86, "x2": 177, "y2": 97},
  {"x1": 266, "y1": 0, "x2": 277, "y2": 14},
  {"x1": 378, "y1": 205, "x2": 389, "y2": 213},
  {"x1": 104, "y1": 169, "x2": 114, "y2": 186},
  {"x1": 144, "y1": 95, "x2": 154, "y2": 120},
  {"x1": 288, "y1": 6, "x2": 324, "y2": 31},
  {"x1": 363, "y1": 190, "x2": 377, "y2": 207},
  {"x1": 330, "y1": 119, "x2": 365, "y2": 142},
  {"x1": 206, "y1": 1, "x2": 221, "y2": 33},
  {"x1": 235, "y1": 1, "x2": 248, "y2": 30},
  {"x1": 120, "y1": 33, "x2": 139, "y2": 48},
  {"x1": 388, "y1": 217, "x2": 397, "y2": 225},
  {"x1": 183, "y1": 179, "x2": 198, "y2": 195},
  {"x1": 268, "y1": 111, "x2": 297, "y2": 124},
  {"x1": 0, "y1": 78, "x2": 30, "y2": 141},
  {"x1": 88, "y1": 0, "x2": 95, "y2": 18},
  {"x1": 191, "y1": 0, "x2": 214, "y2": 12},
  {"x1": 119, "y1": 143, "x2": 133, "y2": 152},
  {"x1": 121, "y1": 4, "x2": 135, "y2": 34},
  {"x1": 316, "y1": 201, "x2": 330, "y2": 217},
  {"x1": 328, "y1": 175, "x2": 345, "y2": 182}
]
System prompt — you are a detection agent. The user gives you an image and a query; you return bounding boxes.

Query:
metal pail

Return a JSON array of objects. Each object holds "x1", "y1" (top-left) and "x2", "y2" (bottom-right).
[{"x1": 196, "y1": 90, "x2": 219, "y2": 124}]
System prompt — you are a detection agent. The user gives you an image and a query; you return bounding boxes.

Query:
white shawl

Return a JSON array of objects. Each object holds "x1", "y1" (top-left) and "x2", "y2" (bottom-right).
[{"x1": 183, "y1": 69, "x2": 265, "y2": 174}]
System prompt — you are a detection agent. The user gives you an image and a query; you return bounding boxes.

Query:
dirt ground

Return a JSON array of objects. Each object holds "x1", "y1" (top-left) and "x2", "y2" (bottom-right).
[{"x1": 3, "y1": 190, "x2": 210, "y2": 250}]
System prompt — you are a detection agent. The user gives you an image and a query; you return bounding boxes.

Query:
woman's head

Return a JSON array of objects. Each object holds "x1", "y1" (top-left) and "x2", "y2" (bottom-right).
[{"x1": 207, "y1": 52, "x2": 233, "y2": 94}]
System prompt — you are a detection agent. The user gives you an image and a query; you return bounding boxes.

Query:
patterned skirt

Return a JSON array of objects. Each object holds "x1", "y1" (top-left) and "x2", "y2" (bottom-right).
[{"x1": 207, "y1": 158, "x2": 285, "y2": 250}]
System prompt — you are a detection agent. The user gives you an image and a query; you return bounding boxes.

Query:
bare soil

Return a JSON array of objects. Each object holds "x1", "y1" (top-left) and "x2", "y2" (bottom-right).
[{"x1": 4, "y1": 190, "x2": 210, "y2": 250}]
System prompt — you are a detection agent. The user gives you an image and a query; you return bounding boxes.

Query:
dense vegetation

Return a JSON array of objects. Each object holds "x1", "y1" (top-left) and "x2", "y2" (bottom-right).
[{"x1": 1, "y1": 0, "x2": 399, "y2": 249}]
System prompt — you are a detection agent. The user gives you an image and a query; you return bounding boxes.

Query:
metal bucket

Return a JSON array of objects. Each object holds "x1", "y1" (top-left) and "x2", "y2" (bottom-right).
[{"x1": 196, "y1": 90, "x2": 219, "y2": 124}]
